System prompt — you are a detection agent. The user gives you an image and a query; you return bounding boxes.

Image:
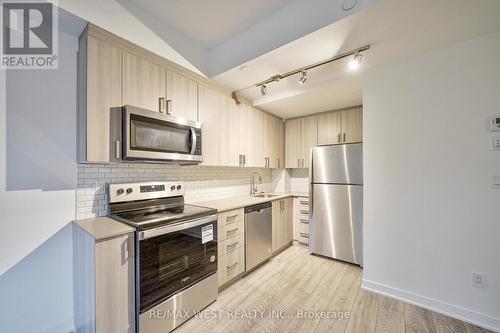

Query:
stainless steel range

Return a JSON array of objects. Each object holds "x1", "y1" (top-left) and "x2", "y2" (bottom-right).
[{"x1": 108, "y1": 181, "x2": 218, "y2": 333}]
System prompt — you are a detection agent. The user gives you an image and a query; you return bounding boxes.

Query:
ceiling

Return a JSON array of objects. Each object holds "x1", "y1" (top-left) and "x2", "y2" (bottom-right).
[
  {"x1": 212, "y1": 0, "x2": 500, "y2": 119},
  {"x1": 120, "y1": 0, "x2": 295, "y2": 50},
  {"x1": 117, "y1": 0, "x2": 377, "y2": 76}
]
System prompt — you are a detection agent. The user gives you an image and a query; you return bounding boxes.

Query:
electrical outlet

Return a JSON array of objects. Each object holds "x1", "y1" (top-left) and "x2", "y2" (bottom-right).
[{"x1": 472, "y1": 272, "x2": 485, "y2": 288}]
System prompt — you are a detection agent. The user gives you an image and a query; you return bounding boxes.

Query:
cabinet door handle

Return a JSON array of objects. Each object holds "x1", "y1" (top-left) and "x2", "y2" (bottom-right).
[
  {"x1": 243, "y1": 155, "x2": 246, "y2": 166},
  {"x1": 300, "y1": 201, "x2": 308, "y2": 205},
  {"x1": 238, "y1": 154, "x2": 242, "y2": 166},
  {"x1": 300, "y1": 210, "x2": 309, "y2": 214},
  {"x1": 227, "y1": 228, "x2": 238, "y2": 236},
  {"x1": 343, "y1": 133, "x2": 346, "y2": 142},
  {"x1": 298, "y1": 158, "x2": 300, "y2": 168},
  {"x1": 227, "y1": 242, "x2": 239, "y2": 251},
  {"x1": 300, "y1": 219, "x2": 309, "y2": 224},
  {"x1": 277, "y1": 158, "x2": 280, "y2": 168},
  {"x1": 166, "y1": 99, "x2": 172, "y2": 115},
  {"x1": 115, "y1": 141, "x2": 121, "y2": 159},
  {"x1": 159, "y1": 97, "x2": 165, "y2": 113},
  {"x1": 338, "y1": 133, "x2": 341, "y2": 143},
  {"x1": 300, "y1": 233, "x2": 309, "y2": 238},
  {"x1": 226, "y1": 214, "x2": 238, "y2": 223},
  {"x1": 227, "y1": 262, "x2": 238, "y2": 270},
  {"x1": 302, "y1": 158, "x2": 305, "y2": 168}
]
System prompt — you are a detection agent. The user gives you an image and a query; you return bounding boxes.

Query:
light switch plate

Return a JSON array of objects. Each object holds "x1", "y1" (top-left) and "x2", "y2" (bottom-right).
[
  {"x1": 493, "y1": 175, "x2": 500, "y2": 187},
  {"x1": 493, "y1": 136, "x2": 500, "y2": 150},
  {"x1": 491, "y1": 115, "x2": 500, "y2": 131}
]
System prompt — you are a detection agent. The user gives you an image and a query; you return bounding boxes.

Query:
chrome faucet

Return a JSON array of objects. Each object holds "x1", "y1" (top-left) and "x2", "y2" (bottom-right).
[{"x1": 250, "y1": 172, "x2": 263, "y2": 195}]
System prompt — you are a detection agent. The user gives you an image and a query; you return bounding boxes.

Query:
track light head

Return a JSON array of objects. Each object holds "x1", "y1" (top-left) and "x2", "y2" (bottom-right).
[
  {"x1": 298, "y1": 70, "x2": 307, "y2": 85},
  {"x1": 349, "y1": 52, "x2": 362, "y2": 71},
  {"x1": 260, "y1": 84, "x2": 267, "y2": 96}
]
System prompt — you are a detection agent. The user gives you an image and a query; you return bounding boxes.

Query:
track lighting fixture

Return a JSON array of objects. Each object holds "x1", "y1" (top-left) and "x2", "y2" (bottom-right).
[
  {"x1": 349, "y1": 52, "x2": 362, "y2": 71},
  {"x1": 260, "y1": 84, "x2": 267, "y2": 96},
  {"x1": 298, "y1": 70, "x2": 307, "y2": 85},
  {"x1": 238, "y1": 44, "x2": 370, "y2": 97}
]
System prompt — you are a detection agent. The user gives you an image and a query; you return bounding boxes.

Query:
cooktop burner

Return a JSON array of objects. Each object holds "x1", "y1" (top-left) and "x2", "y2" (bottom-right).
[{"x1": 111, "y1": 204, "x2": 216, "y2": 230}]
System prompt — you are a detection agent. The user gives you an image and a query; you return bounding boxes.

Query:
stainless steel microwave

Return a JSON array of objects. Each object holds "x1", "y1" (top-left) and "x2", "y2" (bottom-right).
[{"x1": 110, "y1": 105, "x2": 202, "y2": 163}]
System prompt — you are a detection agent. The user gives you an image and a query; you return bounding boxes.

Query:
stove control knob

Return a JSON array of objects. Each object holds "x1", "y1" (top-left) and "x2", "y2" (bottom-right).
[
  {"x1": 126, "y1": 188, "x2": 133, "y2": 194},
  {"x1": 117, "y1": 188, "x2": 124, "y2": 195},
  {"x1": 177, "y1": 185, "x2": 182, "y2": 190},
  {"x1": 170, "y1": 185, "x2": 176, "y2": 191}
]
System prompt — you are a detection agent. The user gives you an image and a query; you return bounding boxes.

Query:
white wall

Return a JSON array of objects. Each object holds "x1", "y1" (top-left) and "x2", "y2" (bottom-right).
[
  {"x1": 362, "y1": 30, "x2": 500, "y2": 331},
  {"x1": 0, "y1": 25, "x2": 80, "y2": 333}
]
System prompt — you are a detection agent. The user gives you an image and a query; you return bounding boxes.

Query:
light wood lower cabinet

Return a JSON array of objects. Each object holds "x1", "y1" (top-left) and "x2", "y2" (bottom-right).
[
  {"x1": 293, "y1": 196, "x2": 310, "y2": 244},
  {"x1": 217, "y1": 208, "x2": 245, "y2": 287},
  {"x1": 272, "y1": 198, "x2": 293, "y2": 253},
  {"x1": 74, "y1": 227, "x2": 135, "y2": 333}
]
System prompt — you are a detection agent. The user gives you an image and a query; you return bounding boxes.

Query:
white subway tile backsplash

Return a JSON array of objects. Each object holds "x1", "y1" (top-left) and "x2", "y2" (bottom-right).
[{"x1": 76, "y1": 162, "x2": 277, "y2": 219}]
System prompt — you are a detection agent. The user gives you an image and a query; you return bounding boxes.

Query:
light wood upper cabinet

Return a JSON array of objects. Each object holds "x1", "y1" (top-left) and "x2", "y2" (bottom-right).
[
  {"x1": 317, "y1": 107, "x2": 363, "y2": 145},
  {"x1": 122, "y1": 51, "x2": 166, "y2": 112},
  {"x1": 272, "y1": 197, "x2": 293, "y2": 253},
  {"x1": 228, "y1": 100, "x2": 249, "y2": 167},
  {"x1": 166, "y1": 70, "x2": 198, "y2": 121},
  {"x1": 341, "y1": 107, "x2": 363, "y2": 143},
  {"x1": 318, "y1": 111, "x2": 342, "y2": 145},
  {"x1": 78, "y1": 34, "x2": 122, "y2": 163},
  {"x1": 269, "y1": 116, "x2": 284, "y2": 168},
  {"x1": 285, "y1": 116, "x2": 317, "y2": 168},
  {"x1": 300, "y1": 115, "x2": 318, "y2": 168},
  {"x1": 199, "y1": 85, "x2": 229, "y2": 166},
  {"x1": 285, "y1": 118, "x2": 301, "y2": 168}
]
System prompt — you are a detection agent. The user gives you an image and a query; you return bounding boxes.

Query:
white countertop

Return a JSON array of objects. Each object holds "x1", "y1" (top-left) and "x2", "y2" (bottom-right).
[
  {"x1": 75, "y1": 217, "x2": 135, "y2": 240},
  {"x1": 190, "y1": 191, "x2": 309, "y2": 213}
]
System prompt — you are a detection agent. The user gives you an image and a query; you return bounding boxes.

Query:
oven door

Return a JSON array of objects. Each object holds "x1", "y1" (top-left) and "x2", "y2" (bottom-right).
[
  {"x1": 123, "y1": 105, "x2": 202, "y2": 163},
  {"x1": 137, "y1": 215, "x2": 217, "y2": 314}
]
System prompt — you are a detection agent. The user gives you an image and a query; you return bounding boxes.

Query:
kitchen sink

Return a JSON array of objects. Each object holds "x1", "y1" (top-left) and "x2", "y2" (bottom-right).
[{"x1": 253, "y1": 193, "x2": 280, "y2": 198}]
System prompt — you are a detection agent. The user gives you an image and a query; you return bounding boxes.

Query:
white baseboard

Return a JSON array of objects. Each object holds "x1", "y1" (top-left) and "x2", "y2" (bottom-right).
[
  {"x1": 40, "y1": 318, "x2": 75, "y2": 333},
  {"x1": 362, "y1": 279, "x2": 500, "y2": 333}
]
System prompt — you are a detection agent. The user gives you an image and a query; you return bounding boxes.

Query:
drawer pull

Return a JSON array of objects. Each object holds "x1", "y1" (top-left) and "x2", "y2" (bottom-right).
[
  {"x1": 227, "y1": 262, "x2": 239, "y2": 270},
  {"x1": 226, "y1": 214, "x2": 238, "y2": 222},
  {"x1": 300, "y1": 210, "x2": 309, "y2": 214},
  {"x1": 300, "y1": 233, "x2": 309, "y2": 238},
  {"x1": 300, "y1": 201, "x2": 309, "y2": 205},
  {"x1": 226, "y1": 242, "x2": 239, "y2": 251},
  {"x1": 227, "y1": 228, "x2": 238, "y2": 236},
  {"x1": 300, "y1": 219, "x2": 309, "y2": 224}
]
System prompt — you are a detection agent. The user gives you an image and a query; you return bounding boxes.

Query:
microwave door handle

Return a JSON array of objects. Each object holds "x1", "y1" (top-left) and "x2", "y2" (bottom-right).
[{"x1": 190, "y1": 127, "x2": 197, "y2": 155}]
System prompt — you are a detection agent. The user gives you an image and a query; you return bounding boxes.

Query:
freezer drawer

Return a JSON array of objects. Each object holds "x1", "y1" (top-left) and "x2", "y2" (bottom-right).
[{"x1": 309, "y1": 184, "x2": 363, "y2": 265}]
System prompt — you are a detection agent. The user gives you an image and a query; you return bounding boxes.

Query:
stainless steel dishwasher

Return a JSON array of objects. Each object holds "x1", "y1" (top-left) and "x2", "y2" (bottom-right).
[{"x1": 245, "y1": 202, "x2": 272, "y2": 272}]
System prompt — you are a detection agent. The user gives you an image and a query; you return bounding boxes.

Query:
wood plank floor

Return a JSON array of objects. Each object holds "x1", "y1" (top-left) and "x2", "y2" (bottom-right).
[{"x1": 176, "y1": 246, "x2": 492, "y2": 333}]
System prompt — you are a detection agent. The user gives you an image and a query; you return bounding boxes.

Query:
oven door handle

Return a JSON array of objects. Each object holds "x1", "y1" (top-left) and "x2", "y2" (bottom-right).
[
  {"x1": 190, "y1": 127, "x2": 197, "y2": 155},
  {"x1": 138, "y1": 214, "x2": 217, "y2": 240}
]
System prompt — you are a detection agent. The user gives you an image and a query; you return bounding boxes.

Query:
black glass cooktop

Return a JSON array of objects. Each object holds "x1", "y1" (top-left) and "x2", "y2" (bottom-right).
[{"x1": 111, "y1": 204, "x2": 216, "y2": 230}]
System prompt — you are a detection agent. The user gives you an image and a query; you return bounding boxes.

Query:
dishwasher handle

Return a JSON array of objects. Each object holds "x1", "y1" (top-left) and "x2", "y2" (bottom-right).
[{"x1": 245, "y1": 202, "x2": 272, "y2": 213}]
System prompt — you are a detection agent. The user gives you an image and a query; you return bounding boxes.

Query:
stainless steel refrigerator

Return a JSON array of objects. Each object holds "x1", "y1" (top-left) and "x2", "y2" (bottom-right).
[{"x1": 309, "y1": 143, "x2": 363, "y2": 266}]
